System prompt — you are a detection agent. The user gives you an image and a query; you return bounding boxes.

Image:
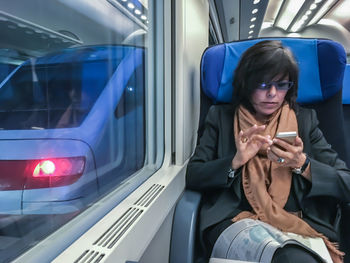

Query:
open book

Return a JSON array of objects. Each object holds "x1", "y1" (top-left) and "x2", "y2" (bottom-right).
[{"x1": 211, "y1": 219, "x2": 332, "y2": 263}]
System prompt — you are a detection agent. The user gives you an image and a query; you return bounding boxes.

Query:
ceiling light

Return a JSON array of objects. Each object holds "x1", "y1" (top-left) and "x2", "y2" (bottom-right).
[
  {"x1": 248, "y1": 36, "x2": 253, "y2": 39},
  {"x1": 261, "y1": 22, "x2": 273, "y2": 30},
  {"x1": 288, "y1": 33, "x2": 301, "y2": 37},
  {"x1": 287, "y1": 0, "x2": 338, "y2": 33},
  {"x1": 249, "y1": 30, "x2": 254, "y2": 34},
  {"x1": 127, "y1": 2, "x2": 135, "y2": 9},
  {"x1": 250, "y1": 24, "x2": 255, "y2": 28},
  {"x1": 308, "y1": 0, "x2": 337, "y2": 25},
  {"x1": 290, "y1": 20, "x2": 304, "y2": 32},
  {"x1": 274, "y1": 0, "x2": 304, "y2": 30},
  {"x1": 111, "y1": 0, "x2": 148, "y2": 25},
  {"x1": 252, "y1": 9, "x2": 258, "y2": 14},
  {"x1": 253, "y1": 0, "x2": 260, "y2": 4},
  {"x1": 310, "y1": 3, "x2": 318, "y2": 10},
  {"x1": 251, "y1": 17, "x2": 256, "y2": 22}
]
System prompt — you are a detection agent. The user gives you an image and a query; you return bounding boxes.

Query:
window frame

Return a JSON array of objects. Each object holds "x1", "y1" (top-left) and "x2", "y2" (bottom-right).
[{"x1": 12, "y1": 0, "x2": 166, "y2": 261}]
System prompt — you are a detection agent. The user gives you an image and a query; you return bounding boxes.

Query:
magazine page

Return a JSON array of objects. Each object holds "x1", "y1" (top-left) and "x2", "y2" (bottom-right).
[
  {"x1": 211, "y1": 219, "x2": 329, "y2": 263},
  {"x1": 284, "y1": 232, "x2": 332, "y2": 263},
  {"x1": 211, "y1": 219, "x2": 291, "y2": 263}
]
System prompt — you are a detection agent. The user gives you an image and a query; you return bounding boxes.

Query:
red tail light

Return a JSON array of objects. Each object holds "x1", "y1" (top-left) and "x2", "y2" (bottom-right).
[
  {"x1": 33, "y1": 160, "x2": 56, "y2": 177},
  {"x1": 0, "y1": 157, "x2": 86, "y2": 190}
]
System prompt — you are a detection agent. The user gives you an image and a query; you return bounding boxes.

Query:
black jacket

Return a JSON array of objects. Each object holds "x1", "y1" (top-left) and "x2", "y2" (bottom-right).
[{"x1": 186, "y1": 104, "x2": 350, "y2": 241}]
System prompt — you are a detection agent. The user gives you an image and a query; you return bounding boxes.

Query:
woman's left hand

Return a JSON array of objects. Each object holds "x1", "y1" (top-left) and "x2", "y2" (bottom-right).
[{"x1": 267, "y1": 136, "x2": 306, "y2": 168}]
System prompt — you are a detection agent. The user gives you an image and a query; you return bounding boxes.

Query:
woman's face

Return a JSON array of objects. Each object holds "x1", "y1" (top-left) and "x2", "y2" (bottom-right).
[{"x1": 250, "y1": 74, "x2": 289, "y2": 120}]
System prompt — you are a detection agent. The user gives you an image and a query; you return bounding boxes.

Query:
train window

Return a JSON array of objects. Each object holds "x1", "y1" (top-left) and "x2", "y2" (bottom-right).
[
  {"x1": 0, "y1": 0, "x2": 157, "y2": 261},
  {"x1": 0, "y1": 46, "x2": 144, "y2": 129}
]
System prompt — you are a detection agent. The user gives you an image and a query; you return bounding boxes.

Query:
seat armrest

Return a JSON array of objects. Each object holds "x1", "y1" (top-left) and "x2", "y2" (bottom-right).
[{"x1": 170, "y1": 190, "x2": 202, "y2": 263}]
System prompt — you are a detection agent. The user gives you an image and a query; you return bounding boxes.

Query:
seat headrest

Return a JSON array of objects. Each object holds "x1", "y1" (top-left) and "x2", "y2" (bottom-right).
[
  {"x1": 343, "y1": 64, "x2": 350, "y2": 104},
  {"x1": 201, "y1": 38, "x2": 346, "y2": 104}
]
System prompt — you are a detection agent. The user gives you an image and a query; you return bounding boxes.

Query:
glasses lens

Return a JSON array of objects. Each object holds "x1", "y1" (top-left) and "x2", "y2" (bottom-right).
[
  {"x1": 258, "y1": 83, "x2": 270, "y2": 90},
  {"x1": 276, "y1": 81, "x2": 291, "y2": 90},
  {"x1": 258, "y1": 81, "x2": 293, "y2": 90}
]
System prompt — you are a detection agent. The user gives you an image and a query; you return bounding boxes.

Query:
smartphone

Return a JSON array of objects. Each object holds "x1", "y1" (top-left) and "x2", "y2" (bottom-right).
[{"x1": 275, "y1": 131, "x2": 297, "y2": 144}]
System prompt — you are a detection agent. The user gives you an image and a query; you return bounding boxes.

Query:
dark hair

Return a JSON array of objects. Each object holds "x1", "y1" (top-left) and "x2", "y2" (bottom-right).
[{"x1": 232, "y1": 40, "x2": 299, "y2": 112}]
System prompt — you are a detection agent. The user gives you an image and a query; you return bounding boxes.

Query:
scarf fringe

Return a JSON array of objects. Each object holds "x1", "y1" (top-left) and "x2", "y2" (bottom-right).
[{"x1": 321, "y1": 235, "x2": 344, "y2": 263}]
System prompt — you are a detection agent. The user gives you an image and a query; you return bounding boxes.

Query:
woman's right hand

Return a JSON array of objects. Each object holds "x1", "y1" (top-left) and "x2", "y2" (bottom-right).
[{"x1": 232, "y1": 124, "x2": 273, "y2": 169}]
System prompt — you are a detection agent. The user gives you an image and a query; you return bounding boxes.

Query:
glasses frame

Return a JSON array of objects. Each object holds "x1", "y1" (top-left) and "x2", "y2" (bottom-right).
[{"x1": 257, "y1": 81, "x2": 294, "y2": 91}]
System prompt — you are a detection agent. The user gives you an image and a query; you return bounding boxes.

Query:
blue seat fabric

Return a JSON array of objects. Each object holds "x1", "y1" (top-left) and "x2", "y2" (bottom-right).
[
  {"x1": 343, "y1": 64, "x2": 350, "y2": 155},
  {"x1": 342, "y1": 64, "x2": 350, "y2": 105},
  {"x1": 201, "y1": 38, "x2": 345, "y2": 104},
  {"x1": 342, "y1": 64, "x2": 350, "y2": 262}
]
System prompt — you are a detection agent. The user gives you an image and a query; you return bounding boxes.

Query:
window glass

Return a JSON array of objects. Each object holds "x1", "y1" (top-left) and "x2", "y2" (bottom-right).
[
  {"x1": 0, "y1": 0, "x2": 150, "y2": 261},
  {"x1": 0, "y1": 46, "x2": 143, "y2": 129}
]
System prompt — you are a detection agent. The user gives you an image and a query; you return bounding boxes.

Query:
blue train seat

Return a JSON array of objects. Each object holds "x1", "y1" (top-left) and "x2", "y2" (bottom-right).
[
  {"x1": 170, "y1": 38, "x2": 349, "y2": 263},
  {"x1": 343, "y1": 64, "x2": 350, "y2": 153},
  {"x1": 342, "y1": 63, "x2": 350, "y2": 262},
  {"x1": 343, "y1": 64, "x2": 350, "y2": 104}
]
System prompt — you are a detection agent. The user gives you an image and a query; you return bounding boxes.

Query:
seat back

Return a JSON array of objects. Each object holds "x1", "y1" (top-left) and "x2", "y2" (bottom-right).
[
  {"x1": 343, "y1": 64, "x2": 350, "y2": 162},
  {"x1": 200, "y1": 38, "x2": 348, "y2": 164},
  {"x1": 343, "y1": 64, "x2": 350, "y2": 105},
  {"x1": 341, "y1": 64, "x2": 350, "y2": 263}
]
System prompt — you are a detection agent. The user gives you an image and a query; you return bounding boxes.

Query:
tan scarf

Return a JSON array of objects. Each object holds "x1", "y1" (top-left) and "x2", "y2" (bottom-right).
[{"x1": 233, "y1": 103, "x2": 344, "y2": 263}]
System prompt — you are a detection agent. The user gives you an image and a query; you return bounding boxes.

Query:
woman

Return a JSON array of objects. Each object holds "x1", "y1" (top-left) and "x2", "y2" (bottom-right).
[{"x1": 186, "y1": 40, "x2": 350, "y2": 263}]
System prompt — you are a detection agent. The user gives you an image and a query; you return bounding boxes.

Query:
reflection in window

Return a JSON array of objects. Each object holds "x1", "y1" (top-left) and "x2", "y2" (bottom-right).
[
  {"x1": 0, "y1": 0, "x2": 149, "y2": 261},
  {"x1": 0, "y1": 46, "x2": 144, "y2": 130}
]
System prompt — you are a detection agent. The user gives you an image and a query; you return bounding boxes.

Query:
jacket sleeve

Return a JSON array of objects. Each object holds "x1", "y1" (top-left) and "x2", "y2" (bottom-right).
[
  {"x1": 306, "y1": 109, "x2": 350, "y2": 202},
  {"x1": 186, "y1": 106, "x2": 236, "y2": 191}
]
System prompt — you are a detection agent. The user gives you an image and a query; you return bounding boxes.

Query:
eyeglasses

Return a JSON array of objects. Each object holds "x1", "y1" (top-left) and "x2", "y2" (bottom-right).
[{"x1": 257, "y1": 81, "x2": 294, "y2": 91}]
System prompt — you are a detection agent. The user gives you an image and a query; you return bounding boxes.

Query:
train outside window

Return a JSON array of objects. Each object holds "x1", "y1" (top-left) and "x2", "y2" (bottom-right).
[{"x1": 0, "y1": 0, "x2": 153, "y2": 261}]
